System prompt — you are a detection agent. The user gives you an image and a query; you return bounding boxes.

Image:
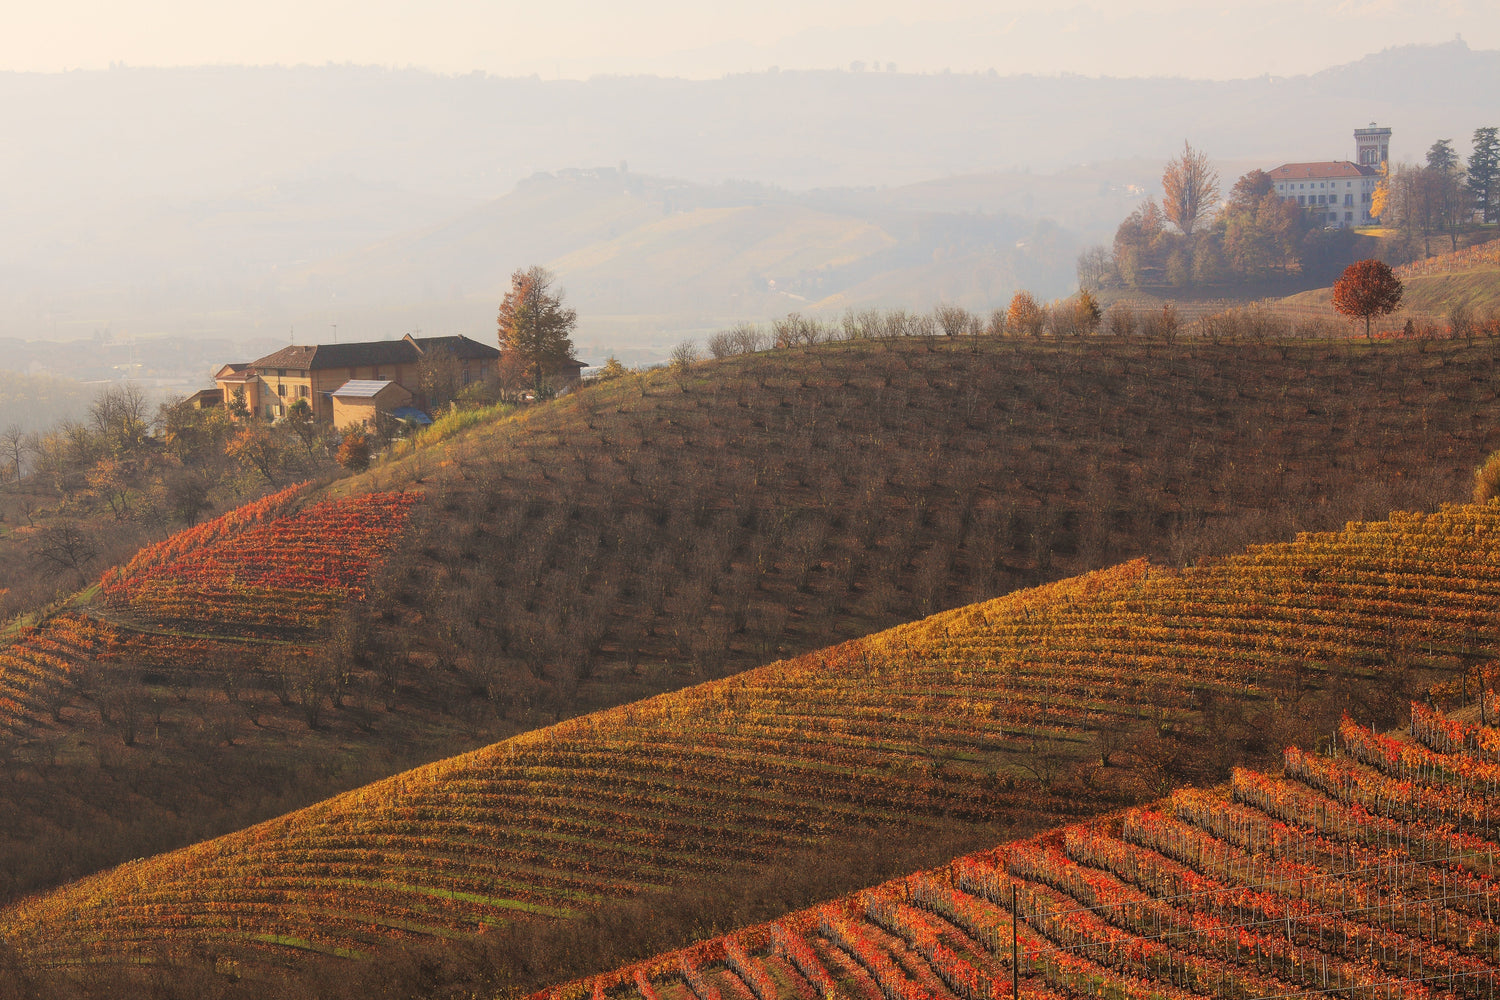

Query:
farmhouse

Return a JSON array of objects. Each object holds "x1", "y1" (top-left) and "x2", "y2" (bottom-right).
[
  {"x1": 1265, "y1": 124, "x2": 1389, "y2": 229},
  {"x1": 215, "y1": 334, "x2": 500, "y2": 423}
]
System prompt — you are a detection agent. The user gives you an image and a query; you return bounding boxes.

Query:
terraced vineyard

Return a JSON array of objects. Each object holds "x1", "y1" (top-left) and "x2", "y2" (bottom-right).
[
  {"x1": 549, "y1": 705, "x2": 1500, "y2": 1000},
  {"x1": 0, "y1": 483, "x2": 424, "y2": 904},
  {"x1": 8, "y1": 501, "x2": 1500, "y2": 986},
  {"x1": 99, "y1": 482, "x2": 419, "y2": 635}
]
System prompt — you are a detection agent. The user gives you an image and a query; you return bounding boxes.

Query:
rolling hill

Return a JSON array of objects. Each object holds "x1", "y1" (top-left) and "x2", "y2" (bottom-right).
[
  {"x1": 545, "y1": 704, "x2": 1500, "y2": 1000},
  {"x1": 1280, "y1": 237, "x2": 1500, "y2": 326},
  {"x1": 4, "y1": 335, "x2": 1500, "y2": 922},
  {"x1": 8, "y1": 498, "x2": 1500, "y2": 996}
]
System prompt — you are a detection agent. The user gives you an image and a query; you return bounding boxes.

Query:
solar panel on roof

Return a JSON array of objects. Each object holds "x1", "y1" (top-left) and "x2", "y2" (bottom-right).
[{"x1": 332, "y1": 380, "x2": 396, "y2": 399}]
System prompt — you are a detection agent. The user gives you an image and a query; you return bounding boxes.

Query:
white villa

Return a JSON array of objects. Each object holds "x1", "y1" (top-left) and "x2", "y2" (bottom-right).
[{"x1": 1266, "y1": 125, "x2": 1390, "y2": 229}]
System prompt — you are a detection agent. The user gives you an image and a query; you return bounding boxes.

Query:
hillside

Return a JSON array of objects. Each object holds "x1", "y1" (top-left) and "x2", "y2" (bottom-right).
[
  {"x1": 545, "y1": 704, "x2": 1500, "y2": 1000},
  {"x1": 9, "y1": 499, "x2": 1500, "y2": 995},
  {"x1": 0, "y1": 482, "x2": 481, "y2": 904},
  {"x1": 5, "y1": 336, "x2": 1500, "y2": 916},
  {"x1": 1280, "y1": 237, "x2": 1500, "y2": 326}
]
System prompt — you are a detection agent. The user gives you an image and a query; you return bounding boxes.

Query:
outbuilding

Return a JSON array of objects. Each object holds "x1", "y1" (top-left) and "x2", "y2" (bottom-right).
[{"x1": 330, "y1": 380, "x2": 414, "y2": 430}]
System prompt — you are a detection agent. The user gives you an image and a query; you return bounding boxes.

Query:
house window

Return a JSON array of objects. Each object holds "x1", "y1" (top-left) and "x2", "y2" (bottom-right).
[
  {"x1": 277, "y1": 383, "x2": 285, "y2": 396},
  {"x1": 1345, "y1": 194, "x2": 1353, "y2": 206},
  {"x1": 277, "y1": 368, "x2": 286, "y2": 378},
  {"x1": 462, "y1": 367, "x2": 472, "y2": 386},
  {"x1": 300, "y1": 385, "x2": 309, "y2": 398}
]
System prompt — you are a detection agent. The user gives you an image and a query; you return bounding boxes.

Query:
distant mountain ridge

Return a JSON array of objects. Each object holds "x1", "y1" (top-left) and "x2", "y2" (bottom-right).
[{"x1": 0, "y1": 42, "x2": 1493, "y2": 355}]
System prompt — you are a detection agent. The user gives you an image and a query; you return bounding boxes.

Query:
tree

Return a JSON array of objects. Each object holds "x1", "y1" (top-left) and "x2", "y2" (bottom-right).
[
  {"x1": 596, "y1": 356, "x2": 629, "y2": 381},
  {"x1": 88, "y1": 382, "x2": 151, "y2": 456},
  {"x1": 496, "y1": 266, "x2": 577, "y2": 395},
  {"x1": 1161, "y1": 141, "x2": 1220, "y2": 237},
  {"x1": 285, "y1": 398, "x2": 320, "y2": 457},
  {"x1": 1475, "y1": 449, "x2": 1500, "y2": 504},
  {"x1": 1426, "y1": 139, "x2": 1459, "y2": 175},
  {"x1": 1426, "y1": 139, "x2": 1468, "y2": 250},
  {"x1": 1332, "y1": 259, "x2": 1403, "y2": 339},
  {"x1": 1112, "y1": 199, "x2": 1167, "y2": 287},
  {"x1": 1225, "y1": 169, "x2": 1273, "y2": 211},
  {"x1": 1075, "y1": 246, "x2": 1113, "y2": 291},
  {"x1": 1075, "y1": 290, "x2": 1102, "y2": 336},
  {"x1": 227, "y1": 422, "x2": 287, "y2": 486},
  {"x1": 1006, "y1": 291, "x2": 1046, "y2": 338},
  {"x1": 337, "y1": 431, "x2": 371, "y2": 472},
  {"x1": 416, "y1": 344, "x2": 463, "y2": 410},
  {"x1": 1468, "y1": 127, "x2": 1498, "y2": 225},
  {"x1": 0, "y1": 424, "x2": 34, "y2": 483},
  {"x1": 31, "y1": 522, "x2": 98, "y2": 587}
]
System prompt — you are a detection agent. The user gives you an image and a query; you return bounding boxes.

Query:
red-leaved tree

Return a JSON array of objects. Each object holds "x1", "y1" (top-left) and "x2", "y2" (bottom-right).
[{"x1": 1332, "y1": 259, "x2": 1404, "y2": 339}]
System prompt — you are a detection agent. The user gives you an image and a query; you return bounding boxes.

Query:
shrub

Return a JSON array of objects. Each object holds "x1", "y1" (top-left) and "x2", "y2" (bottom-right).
[
  {"x1": 1474, "y1": 450, "x2": 1500, "y2": 503},
  {"x1": 337, "y1": 432, "x2": 371, "y2": 472}
]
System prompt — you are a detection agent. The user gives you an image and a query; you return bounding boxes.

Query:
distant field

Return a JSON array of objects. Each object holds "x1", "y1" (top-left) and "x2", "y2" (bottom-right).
[{"x1": 9, "y1": 500, "x2": 1500, "y2": 994}]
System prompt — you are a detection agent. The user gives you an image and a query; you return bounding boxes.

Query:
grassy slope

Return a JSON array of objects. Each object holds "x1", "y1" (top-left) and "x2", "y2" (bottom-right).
[
  {"x1": 9, "y1": 500, "x2": 1500, "y2": 994},
  {"x1": 3, "y1": 336, "x2": 1500, "y2": 919},
  {"x1": 546, "y1": 705, "x2": 1500, "y2": 1000},
  {"x1": 1281, "y1": 237, "x2": 1500, "y2": 320}
]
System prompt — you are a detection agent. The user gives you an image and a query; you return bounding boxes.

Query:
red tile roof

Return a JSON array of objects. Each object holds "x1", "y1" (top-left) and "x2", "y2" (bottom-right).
[{"x1": 1267, "y1": 161, "x2": 1378, "y2": 181}]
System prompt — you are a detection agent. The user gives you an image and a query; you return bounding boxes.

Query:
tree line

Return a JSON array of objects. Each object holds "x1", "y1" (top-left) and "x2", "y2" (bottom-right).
[{"x1": 1085, "y1": 128, "x2": 1499, "y2": 294}]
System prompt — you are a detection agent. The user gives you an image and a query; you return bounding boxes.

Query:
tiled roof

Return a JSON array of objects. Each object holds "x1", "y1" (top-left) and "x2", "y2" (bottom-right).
[
  {"x1": 248, "y1": 335, "x2": 500, "y2": 370},
  {"x1": 1267, "y1": 161, "x2": 1378, "y2": 181},
  {"x1": 410, "y1": 335, "x2": 500, "y2": 361},
  {"x1": 249, "y1": 345, "x2": 321, "y2": 369}
]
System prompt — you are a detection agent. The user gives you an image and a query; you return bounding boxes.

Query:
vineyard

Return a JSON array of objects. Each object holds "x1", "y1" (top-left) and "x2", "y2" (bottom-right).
[
  {"x1": 546, "y1": 705, "x2": 1500, "y2": 1000},
  {"x1": 8, "y1": 500, "x2": 1500, "y2": 983},
  {"x1": 0, "y1": 483, "x2": 426, "y2": 906},
  {"x1": 98, "y1": 483, "x2": 419, "y2": 634}
]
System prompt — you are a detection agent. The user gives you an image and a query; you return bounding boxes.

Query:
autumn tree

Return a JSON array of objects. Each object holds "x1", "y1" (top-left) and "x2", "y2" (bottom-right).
[
  {"x1": 1075, "y1": 290, "x2": 1102, "y2": 336},
  {"x1": 496, "y1": 266, "x2": 577, "y2": 395},
  {"x1": 1332, "y1": 259, "x2": 1403, "y2": 339},
  {"x1": 1162, "y1": 141, "x2": 1220, "y2": 238},
  {"x1": 1475, "y1": 449, "x2": 1500, "y2": 504},
  {"x1": 227, "y1": 422, "x2": 287, "y2": 486},
  {"x1": 1112, "y1": 199, "x2": 1167, "y2": 287},
  {"x1": 337, "y1": 431, "x2": 371, "y2": 472},
  {"x1": 1006, "y1": 290, "x2": 1046, "y2": 338}
]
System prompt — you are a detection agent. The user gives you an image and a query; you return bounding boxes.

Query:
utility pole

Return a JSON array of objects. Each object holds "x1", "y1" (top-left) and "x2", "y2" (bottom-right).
[{"x1": 1012, "y1": 883, "x2": 1020, "y2": 1000}]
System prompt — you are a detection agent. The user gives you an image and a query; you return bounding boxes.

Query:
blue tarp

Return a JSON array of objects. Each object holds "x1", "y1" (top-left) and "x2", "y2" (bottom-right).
[{"x1": 391, "y1": 407, "x2": 433, "y2": 426}]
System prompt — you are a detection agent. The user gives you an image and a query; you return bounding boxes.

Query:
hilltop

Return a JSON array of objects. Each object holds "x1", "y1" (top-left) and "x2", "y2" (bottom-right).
[
  {"x1": 8, "y1": 498, "x2": 1500, "y2": 995},
  {"x1": 4, "y1": 43, "x2": 1497, "y2": 348},
  {"x1": 4, "y1": 335, "x2": 1500, "y2": 915},
  {"x1": 545, "y1": 704, "x2": 1500, "y2": 1000}
]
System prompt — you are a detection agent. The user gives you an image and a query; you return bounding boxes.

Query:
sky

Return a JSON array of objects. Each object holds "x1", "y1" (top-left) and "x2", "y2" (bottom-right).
[{"x1": 6, "y1": 0, "x2": 1496, "y2": 79}]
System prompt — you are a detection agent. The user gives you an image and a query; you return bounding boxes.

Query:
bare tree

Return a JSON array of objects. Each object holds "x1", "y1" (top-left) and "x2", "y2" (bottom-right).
[
  {"x1": 933, "y1": 304, "x2": 972, "y2": 338},
  {"x1": 1076, "y1": 245, "x2": 1113, "y2": 290},
  {"x1": 0, "y1": 425, "x2": 34, "y2": 483},
  {"x1": 31, "y1": 522, "x2": 99, "y2": 586}
]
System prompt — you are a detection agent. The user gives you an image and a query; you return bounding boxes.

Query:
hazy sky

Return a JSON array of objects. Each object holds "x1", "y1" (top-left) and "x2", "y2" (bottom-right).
[{"x1": 7, "y1": 0, "x2": 1495, "y2": 79}]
